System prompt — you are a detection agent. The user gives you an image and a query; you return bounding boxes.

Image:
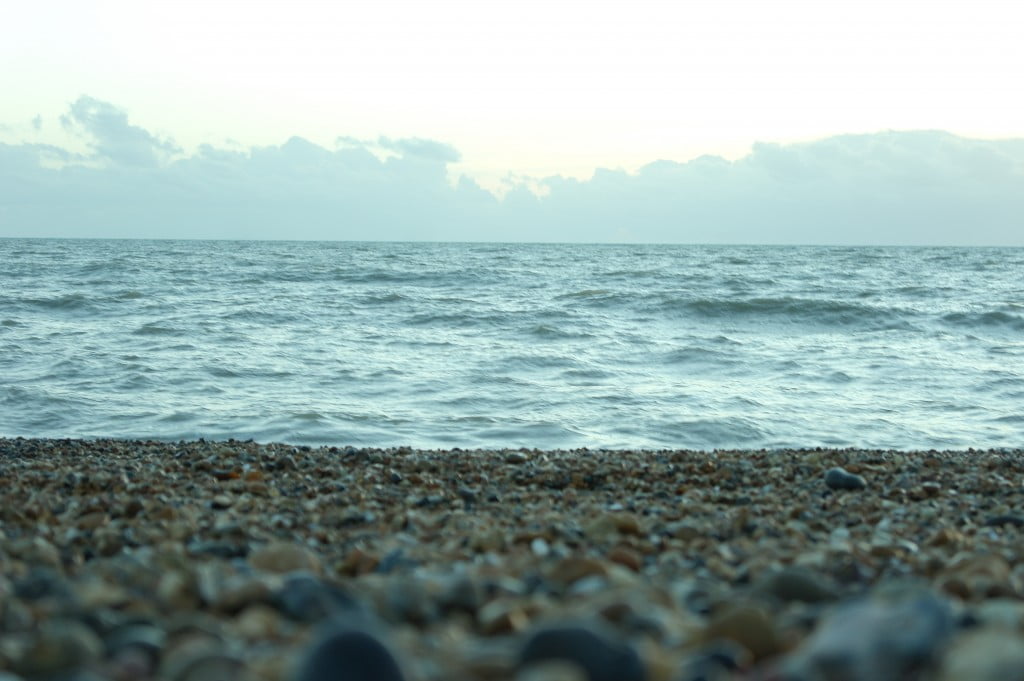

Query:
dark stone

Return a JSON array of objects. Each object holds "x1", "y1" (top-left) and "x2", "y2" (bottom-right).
[
  {"x1": 187, "y1": 541, "x2": 249, "y2": 559},
  {"x1": 273, "y1": 574, "x2": 360, "y2": 622},
  {"x1": 104, "y1": 623, "x2": 166, "y2": 664},
  {"x1": 676, "y1": 640, "x2": 750, "y2": 681},
  {"x1": 374, "y1": 548, "x2": 417, "y2": 574},
  {"x1": 984, "y1": 514, "x2": 1024, "y2": 527},
  {"x1": 824, "y1": 467, "x2": 867, "y2": 490},
  {"x1": 754, "y1": 566, "x2": 839, "y2": 604},
  {"x1": 14, "y1": 568, "x2": 77, "y2": 602},
  {"x1": 519, "y1": 626, "x2": 646, "y2": 681},
  {"x1": 295, "y1": 627, "x2": 405, "y2": 681},
  {"x1": 414, "y1": 495, "x2": 446, "y2": 508}
]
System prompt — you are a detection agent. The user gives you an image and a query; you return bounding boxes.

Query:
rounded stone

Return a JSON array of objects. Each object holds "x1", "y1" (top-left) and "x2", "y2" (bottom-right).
[
  {"x1": 294, "y1": 627, "x2": 406, "y2": 681},
  {"x1": 249, "y1": 542, "x2": 321, "y2": 575},
  {"x1": 824, "y1": 467, "x2": 867, "y2": 490},
  {"x1": 518, "y1": 626, "x2": 646, "y2": 681},
  {"x1": 703, "y1": 603, "x2": 783, "y2": 661},
  {"x1": 754, "y1": 566, "x2": 839, "y2": 603},
  {"x1": 10, "y1": 619, "x2": 104, "y2": 678},
  {"x1": 273, "y1": 573, "x2": 358, "y2": 622}
]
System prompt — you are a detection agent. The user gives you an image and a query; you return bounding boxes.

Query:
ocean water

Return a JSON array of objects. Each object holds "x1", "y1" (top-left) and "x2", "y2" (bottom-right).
[{"x1": 1, "y1": 239, "x2": 1022, "y2": 450}]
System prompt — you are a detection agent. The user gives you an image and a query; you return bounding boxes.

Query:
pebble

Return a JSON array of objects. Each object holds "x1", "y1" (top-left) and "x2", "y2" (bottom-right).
[
  {"x1": 703, "y1": 602, "x2": 783, "y2": 661},
  {"x1": 295, "y1": 626, "x2": 406, "y2": 681},
  {"x1": 938, "y1": 628, "x2": 1024, "y2": 681},
  {"x1": 753, "y1": 565, "x2": 839, "y2": 603},
  {"x1": 824, "y1": 466, "x2": 868, "y2": 490},
  {"x1": 9, "y1": 619, "x2": 104, "y2": 678},
  {"x1": 518, "y1": 626, "x2": 646, "y2": 681},
  {"x1": 273, "y1": 573, "x2": 359, "y2": 622},
  {"x1": 780, "y1": 588, "x2": 954, "y2": 681},
  {"x1": 249, "y1": 542, "x2": 321, "y2": 575}
]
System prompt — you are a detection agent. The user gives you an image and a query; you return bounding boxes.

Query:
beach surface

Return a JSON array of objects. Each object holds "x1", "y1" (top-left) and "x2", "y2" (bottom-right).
[{"x1": 1, "y1": 438, "x2": 1023, "y2": 680}]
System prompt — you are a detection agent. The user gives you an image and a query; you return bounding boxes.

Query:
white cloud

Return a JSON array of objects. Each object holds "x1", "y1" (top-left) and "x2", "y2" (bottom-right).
[
  {"x1": 1, "y1": 98, "x2": 1022, "y2": 245},
  {"x1": 59, "y1": 96, "x2": 181, "y2": 168}
]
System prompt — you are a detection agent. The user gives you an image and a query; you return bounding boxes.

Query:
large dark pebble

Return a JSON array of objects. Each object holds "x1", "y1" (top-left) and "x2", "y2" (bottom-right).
[
  {"x1": 824, "y1": 467, "x2": 867, "y2": 490},
  {"x1": 295, "y1": 627, "x2": 405, "y2": 681},
  {"x1": 518, "y1": 626, "x2": 646, "y2": 681}
]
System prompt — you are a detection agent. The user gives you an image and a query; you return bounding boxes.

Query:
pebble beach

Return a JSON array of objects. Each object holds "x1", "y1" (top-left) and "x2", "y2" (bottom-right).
[{"x1": 2, "y1": 438, "x2": 1024, "y2": 681}]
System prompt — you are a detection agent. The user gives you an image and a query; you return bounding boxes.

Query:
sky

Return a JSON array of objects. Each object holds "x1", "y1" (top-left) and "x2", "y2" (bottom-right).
[{"x1": 2, "y1": 0, "x2": 1023, "y2": 244}]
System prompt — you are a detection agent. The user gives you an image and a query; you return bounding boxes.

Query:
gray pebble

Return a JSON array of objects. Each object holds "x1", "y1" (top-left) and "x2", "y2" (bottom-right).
[
  {"x1": 824, "y1": 467, "x2": 867, "y2": 490},
  {"x1": 273, "y1": 573, "x2": 359, "y2": 622},
  {"x1": 781, "y1": 589, "x2": 953, "y2": 681},
  {"x1": 519, "y1": 626, "x2": 646, "y2": 681}
]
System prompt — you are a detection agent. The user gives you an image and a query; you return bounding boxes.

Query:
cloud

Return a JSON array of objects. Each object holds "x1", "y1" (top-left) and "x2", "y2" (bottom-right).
[
  {"x1": 336, "y1": 135, "x2": 462, "y2": 163},
  {"x1": 59, "y1": 95, "x2": 181, "y2": 167},
  {"x1": 377, "y1": 136, "x2": 462, "y2": 163},
  {"x1": 2, "y1": 98, "x2": 1023, "y2": 245}
]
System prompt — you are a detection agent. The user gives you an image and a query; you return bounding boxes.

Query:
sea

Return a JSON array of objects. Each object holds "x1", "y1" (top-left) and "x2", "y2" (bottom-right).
[{"x1": 1, "y1": 239, "x2": 1022, "y2": 451}]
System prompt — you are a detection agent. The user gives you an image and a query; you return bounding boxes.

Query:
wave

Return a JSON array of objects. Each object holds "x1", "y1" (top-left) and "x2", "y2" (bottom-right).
[
  {"x1": 25, "y1": 293, "x2": 94, "y2": 311},
  {"x1": 132, "y1": 323, "x2": 185, "y2": 336},
  {"x1": 527, "y1": 324, "x2": 592, "y2": 340},
  {"x1": 661, "y1": 295, "x2": 915, "y2": 330},
  {"x1": 941, "y1": 310, "x2": 1024, "y2": 331},
  {"x1": 554, "y1": 289, "x2": 614, "y2": 300}
]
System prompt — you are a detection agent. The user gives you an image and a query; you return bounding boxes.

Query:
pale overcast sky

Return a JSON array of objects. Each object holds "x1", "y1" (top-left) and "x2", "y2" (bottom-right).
[
  {"x1": 2, "y1": 1, "x2": 1023, "y2": 243},
  {"x1": 4, "y1": 0, "x2": 1023, "y2": 180}
]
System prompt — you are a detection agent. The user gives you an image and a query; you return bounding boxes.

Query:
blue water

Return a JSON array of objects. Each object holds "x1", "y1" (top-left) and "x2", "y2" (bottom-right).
[{"x1": 2, "y1": 239, "x2": 1022, "y2": 449}]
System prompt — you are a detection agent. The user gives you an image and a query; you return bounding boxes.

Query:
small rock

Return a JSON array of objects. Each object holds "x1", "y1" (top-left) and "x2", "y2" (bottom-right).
[
  {"x1": 937, "y1": 627, "x2": 1024, "y2": 681},
  {"x1": 470, "y1": 528, "x2": 507, "y2": 553},
  {"x1": 209, "y1": 574, "x2": 272, "y2": 613},
  {"x1": 211, "y1": 495, "x2": 233, "y2": 510},
  {"x1": 478, "y1": 600, "x2": 529, "y2": 635},
  {"x1": 438, "y1": 575, "x2": 483, "y2": 615},
  {"x1": 584, "y1": 513, "x2": 642, "y2": 542},
  {"x1": 938, "y1": 553, "x2": 1016, "y2": 600},
  {"x1": 824, "y1": 467, "x2": 867, "y2": 490},
  {"x1": 703, "y1": 603, "x2": 783, "y2": 661},
  {"x1": 607, "y1": 546, "x2": 643, "y2": 572},
  {"x1": 984, "y1": 514, "x2": 1024, "y2": 528},
  {"x1": 166, "y1": 651, "x2": 248, "y2": 681},
  {"x1": 970, "y1": 598, "x2": 1024, "y2": 629},
  {"x1": 753, "y1": 566, "x2": 839, "y2": 603},
  {"x1": 518, "y1": 626, "x2": 646, "y2": 681},
  {"x1": 157, "y1": 570, "x2": 200, "y2": 611},
  {"x1": 676, "y1": 640, "x2": 752, "y2": 681},
  {"x1": 249, "y1": 542, "x2": 321, "y2": 575},
  {"x1": 273, "y1": 573, "x2": 359, "y2": 622},
  {"x1": 548, "y1": 556, "x2": 609, "y2": 586},
  {"x1": 234, "y1": 604, "x2": 283, "y2": 640},
  {"x1": 104, "y1": 623, "x2": 166, "y2": 664},
  {"x1": 10, "y1": 619, "x2": 104, "y2": 678}
]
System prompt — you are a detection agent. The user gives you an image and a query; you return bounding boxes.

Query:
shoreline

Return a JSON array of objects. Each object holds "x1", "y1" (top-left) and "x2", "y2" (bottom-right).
[{"x1": 2, "y1": 438, "x2": 1023, "y2": 680}]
